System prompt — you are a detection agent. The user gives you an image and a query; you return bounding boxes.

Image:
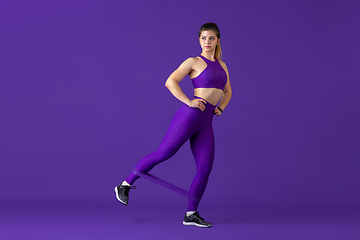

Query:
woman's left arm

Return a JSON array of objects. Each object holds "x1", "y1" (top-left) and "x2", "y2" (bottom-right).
[{"x1": 214, "y1": 61, "x2": 232, "y2": 116}]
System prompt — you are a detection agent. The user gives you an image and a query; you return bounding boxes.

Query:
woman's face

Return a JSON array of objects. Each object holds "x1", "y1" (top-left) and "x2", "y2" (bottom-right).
[{"x1": 199, "y1": 30, "x2": 219, "y2": 53}]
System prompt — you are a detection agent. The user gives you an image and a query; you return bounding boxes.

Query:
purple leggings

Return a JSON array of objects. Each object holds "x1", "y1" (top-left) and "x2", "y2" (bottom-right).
[{"x1": 126, "y1": 96, "x2": 216, "y2": 211}]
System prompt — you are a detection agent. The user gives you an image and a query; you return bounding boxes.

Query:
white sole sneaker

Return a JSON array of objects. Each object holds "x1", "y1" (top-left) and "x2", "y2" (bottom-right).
[{"x1": 183, "y1": 221, "x2": 211, "y2": 228}]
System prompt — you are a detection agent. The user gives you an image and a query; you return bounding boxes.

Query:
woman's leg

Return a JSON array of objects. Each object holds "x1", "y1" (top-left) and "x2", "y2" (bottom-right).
[
  {"x1": 187, "y1": 124, "x2": 215, "y2": 211},
  {"x1": 126, "y1": 105, "x2": 202, "y2": 185}
]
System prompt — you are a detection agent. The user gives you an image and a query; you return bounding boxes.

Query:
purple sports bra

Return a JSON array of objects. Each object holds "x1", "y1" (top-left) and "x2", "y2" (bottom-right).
[{"x1": 191, "y1": 55, "x2": 227, "y2": 91}]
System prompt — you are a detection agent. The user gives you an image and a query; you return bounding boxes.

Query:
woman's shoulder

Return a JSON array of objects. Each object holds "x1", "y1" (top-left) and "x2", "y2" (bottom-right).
[
  {"x1": 218, "y1": 59, "x2": 228, "y2": 69},
  {"x1": 218, "y1": 58, "x2": 227, "y2": 65},
  {"x1": 184, "y1": 56, "x2": 202, "y2": 63},
  {"x1": 179, "y1": 56, "x2": 202, "y2": 68}
]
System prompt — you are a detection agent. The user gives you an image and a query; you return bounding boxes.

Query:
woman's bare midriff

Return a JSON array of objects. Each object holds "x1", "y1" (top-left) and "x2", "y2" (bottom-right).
[{"x1": 194, "y1": 88, "x2": 223, "y2": 106}]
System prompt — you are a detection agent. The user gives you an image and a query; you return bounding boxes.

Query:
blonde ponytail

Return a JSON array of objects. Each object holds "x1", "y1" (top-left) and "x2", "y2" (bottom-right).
[{"x1": 215, "y1": 42, "x2": 222, "y2": 61}]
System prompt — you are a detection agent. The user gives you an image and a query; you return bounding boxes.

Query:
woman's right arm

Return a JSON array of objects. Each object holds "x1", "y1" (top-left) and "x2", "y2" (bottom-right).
[{"x1": 165, "y1": 58, "x2": 207, "y2": 111}]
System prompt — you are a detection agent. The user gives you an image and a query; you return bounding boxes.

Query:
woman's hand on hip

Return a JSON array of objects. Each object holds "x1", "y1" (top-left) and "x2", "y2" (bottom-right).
[
  {"x1": 189, "y1": 98, "x2": 207, "y2": 112},
  {"x1": 213, "y1": 107, "x2": 222, "y2": 116}
]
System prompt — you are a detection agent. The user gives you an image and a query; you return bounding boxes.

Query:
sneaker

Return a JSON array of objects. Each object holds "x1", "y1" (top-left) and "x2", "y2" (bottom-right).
[
  {"x1": 183, "y1": 211, "x2": 211, "y2": 228},
  {"x1": 114, "y1": 184, "x2": 137, "y2": 206}
]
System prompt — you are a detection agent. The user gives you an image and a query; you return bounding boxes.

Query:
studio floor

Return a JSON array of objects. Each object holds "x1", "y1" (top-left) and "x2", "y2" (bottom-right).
[{"x1": 1, "y1": 199, "x2": 359, "y2": 240}]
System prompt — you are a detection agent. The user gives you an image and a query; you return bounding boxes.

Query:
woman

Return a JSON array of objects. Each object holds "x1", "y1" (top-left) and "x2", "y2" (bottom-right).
[{"x1": 115, "y1": 22, "x2": 232, "y2": 228}]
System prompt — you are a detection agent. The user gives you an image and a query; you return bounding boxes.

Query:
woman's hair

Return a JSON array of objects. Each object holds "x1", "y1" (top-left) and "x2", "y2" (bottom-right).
[{"x1": 198, "y1": 22, "x2": 222, "y2": 60}]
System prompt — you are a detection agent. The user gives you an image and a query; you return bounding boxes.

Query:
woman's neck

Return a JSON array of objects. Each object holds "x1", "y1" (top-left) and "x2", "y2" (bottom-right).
[{"x1": 200, "y1": 52, "x2": 216, "y2": 62}]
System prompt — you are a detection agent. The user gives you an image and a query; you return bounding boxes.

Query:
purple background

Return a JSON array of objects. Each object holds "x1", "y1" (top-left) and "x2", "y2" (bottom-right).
[{"x1": 1, "y1": 0, "x2": 359, "y2": 239}]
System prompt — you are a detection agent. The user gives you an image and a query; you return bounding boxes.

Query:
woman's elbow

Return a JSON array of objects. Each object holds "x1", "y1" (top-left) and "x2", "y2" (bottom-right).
[
  {"x1": 165, "y1": 78, "x2": 176, "y2": 89},
  {"x1": 225, "y1": 89, "x2": 232, "y2": 97},
  {"x1": 165, "y1": 80, "x2": 170, "y2": 88}
]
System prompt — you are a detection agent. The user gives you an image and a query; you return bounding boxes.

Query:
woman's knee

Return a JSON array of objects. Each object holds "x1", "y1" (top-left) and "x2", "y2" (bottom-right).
[{"x1": 152, "y1": 150, "x2": 174, "y2": 164}]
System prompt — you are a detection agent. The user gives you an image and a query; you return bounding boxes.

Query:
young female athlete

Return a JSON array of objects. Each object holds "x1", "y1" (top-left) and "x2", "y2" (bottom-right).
[{"x1": 115, "y1": 22, "x2": 232, "y2": 228}]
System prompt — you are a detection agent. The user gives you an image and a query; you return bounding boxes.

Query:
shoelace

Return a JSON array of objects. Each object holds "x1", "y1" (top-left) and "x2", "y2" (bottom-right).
[
  {"x1": 193, "y1": 212, "x2": 204, "y2": 221},
  {"x1": 193, "y1": 212, "x2": 210, "y2": 224},
  {"x1": 120, "y1": 185, "x2": 137, "y2": 195},
  {"x1": 120, "y1": 185, "x2": 137, "y2": 189}
]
